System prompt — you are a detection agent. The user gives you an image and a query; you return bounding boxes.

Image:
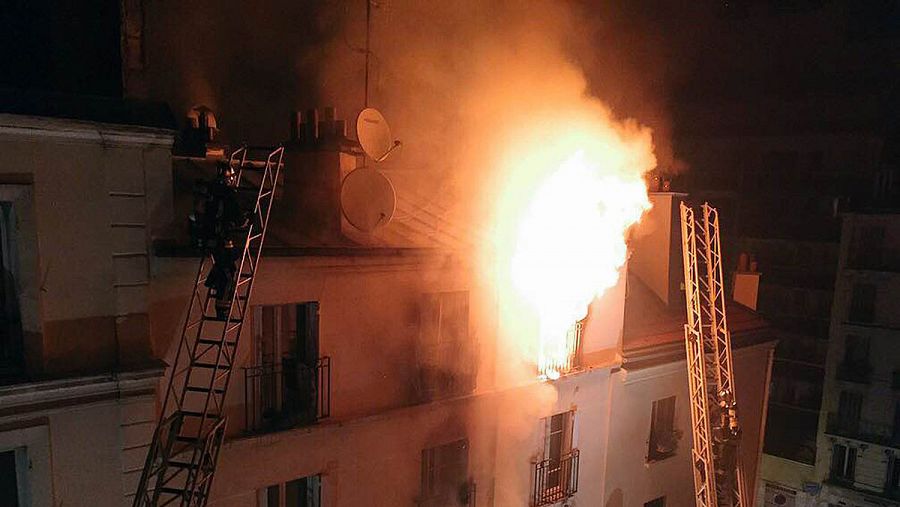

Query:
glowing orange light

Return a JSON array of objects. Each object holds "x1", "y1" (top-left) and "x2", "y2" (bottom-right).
[{"x1": 487, "y1": 112, "x2": 654, "y2": 380}]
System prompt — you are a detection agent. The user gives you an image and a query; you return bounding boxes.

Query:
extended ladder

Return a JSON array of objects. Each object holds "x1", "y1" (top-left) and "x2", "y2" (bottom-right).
[
  {"x1": 680, "y1": 202, "x2": 746, "y2": 507},
  {"x1": 134, "y1": 146, "x2": 285, "y2": 507}
]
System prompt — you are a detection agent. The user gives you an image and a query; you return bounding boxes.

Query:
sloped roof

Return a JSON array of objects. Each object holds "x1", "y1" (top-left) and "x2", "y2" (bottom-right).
[{"x1": 622, "y1": 273, "x2": 773, "y2": 367}]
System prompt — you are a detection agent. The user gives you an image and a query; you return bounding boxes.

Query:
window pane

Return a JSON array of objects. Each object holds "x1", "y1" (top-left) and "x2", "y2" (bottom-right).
[
  {"x1": 0, "y1": 450, "x2": 18, "y2": 507},
  {"x1": 266, "y1": 484, "x2": 280, "y2": 507}
]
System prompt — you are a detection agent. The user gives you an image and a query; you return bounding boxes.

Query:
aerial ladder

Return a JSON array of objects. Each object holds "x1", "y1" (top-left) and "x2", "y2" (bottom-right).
[
  {"x1": 133, "y1": 146, "x2": 285, "y2": 507},
  {"x1": 680, "y1": 202, "x2": 747, "y2": 507}
]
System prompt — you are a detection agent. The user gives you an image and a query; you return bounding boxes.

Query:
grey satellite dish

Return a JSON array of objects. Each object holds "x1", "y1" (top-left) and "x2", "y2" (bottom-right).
[
  {"x1": 341, "y1": 167, "x2": 396, "y2": 232},
  {"x1": 356, "y1": 108, "x2": 401, "y2": 162}
]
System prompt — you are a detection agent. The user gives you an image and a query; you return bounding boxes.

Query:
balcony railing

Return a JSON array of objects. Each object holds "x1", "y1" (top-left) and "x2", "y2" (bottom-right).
[
  {"x1": 532, "y1": 450, "x2": 579, "y2": 507},
  {"x1": 538, "y1": 320, "x2": 584, "y2": 379},
  {"x1": 243, "y1": 356, "x2": 331, "y2": 434},
  {"x1": 826, "y1": 413, "x2": 900, "y2": 448}
]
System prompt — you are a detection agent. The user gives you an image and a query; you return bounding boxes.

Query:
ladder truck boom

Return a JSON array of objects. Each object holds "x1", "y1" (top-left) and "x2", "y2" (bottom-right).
[
  {"x1": 680, "y1": 202, "x2": 747, "y2": 507},
  {"x1": 133, "y1": 146, "x2": 284, "y2": 507}
]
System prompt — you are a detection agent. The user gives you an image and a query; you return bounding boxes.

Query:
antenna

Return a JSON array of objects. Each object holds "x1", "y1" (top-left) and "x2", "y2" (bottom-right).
[
  {"x1": 356, "y1": 107, "x2": 401, "y2": 162},
  {"x1": 340, "y1": 167, "x2": 396, "y2": 232}
]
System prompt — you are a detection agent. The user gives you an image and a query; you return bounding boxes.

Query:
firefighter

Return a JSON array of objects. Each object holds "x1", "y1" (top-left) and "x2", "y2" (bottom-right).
[{"x1": 199, "y1": 162, "x2": 247, "y2": 319}]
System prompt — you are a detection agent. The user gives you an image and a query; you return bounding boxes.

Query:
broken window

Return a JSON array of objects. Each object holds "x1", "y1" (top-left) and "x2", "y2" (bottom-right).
[
  {"x1": 417, "y1": 291, "x2": 475, "y2": 400},
  {"x1": 848, "y1": 283, "x2": 876, "y2": 323},
  {"x1": 644, "y1": 497, "x2": 666, "y2": 507},
  {"x1": 830, "y1": 444, "x2": 857, "y2": 484},
  {"x1": 258, "y1": 474, "x2": 321, "y2": 507},
  {"x1": 648, "y1": 396, "x2": 678, "y2": 461},
  {"x1": 420, "y1": 439, "x2": 471, "y2": 506}
]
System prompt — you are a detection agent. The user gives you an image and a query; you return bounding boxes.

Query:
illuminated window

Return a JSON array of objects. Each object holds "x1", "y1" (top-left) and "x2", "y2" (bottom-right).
[{"x1": 648, "y1": 396, "x2": 679, "y2": 461}]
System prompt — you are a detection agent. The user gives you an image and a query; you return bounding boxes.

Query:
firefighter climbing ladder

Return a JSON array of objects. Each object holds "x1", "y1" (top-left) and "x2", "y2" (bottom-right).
[
  {"x1": 680, "y1": 202, "x2": 747, "y2": 507},
  {"x1": 133, "y1": 146, "x2": 284, "y2": 507}
]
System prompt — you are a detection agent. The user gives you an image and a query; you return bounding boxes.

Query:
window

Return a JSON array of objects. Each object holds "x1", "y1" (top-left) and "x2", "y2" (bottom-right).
[
  {"x1": 848, "y1": 284, "x2": 876, "y2": 323},
  {"x1": 258, "y1": 475, "x2": 321, "y2": 507},
  {"x1": 533, "y1": 411, "x2": 579, "y2": 506},
  {"x1": 843, "y1": 335, "x2": 870, "y2": 365},
  {"x1": 544, "y1": 411, "x2": 575, "y2": 491},
  {"x1": 417, "y1": 291, "x2": 474, "y2": 400},
  {"x1": 887, "y1": 455, "x2": 900, "y2": 493},
  {"x1": 645, "y1": 497, "x2": 666, "y2": 507},
  {"x1": 837, "y1": 391, "x2": 863, "y2": 430},
  {"x1": 648, "y1": 396, "x2": 679, "y2": 461},
  {"x1": 0, "y1": 450, "x2": 19, "y2": 507},
  {"x1": 246, "y1": 302, "x2": 327, "y2": 432},
  {"x1": 837, "y1": 335, "x2": 871, "y2": 383},
  {"x1": 830, "y1": 444, "x2": 857, "y2": 484},
  {"x1": 421, "y1": 439, "x2": 471, "y2": 506},
  {"x1": 850, "y1": 226, "x2": 884, "y2": 269},
  {"x1": 0, "y1": 201, "x2": 24, "y2": 378}
]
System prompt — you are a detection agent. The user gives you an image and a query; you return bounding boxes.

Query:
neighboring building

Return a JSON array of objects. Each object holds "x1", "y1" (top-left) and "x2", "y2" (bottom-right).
[
  {"x1": 0, "y1": 111, "x2": 176, "y2": 506},
  {"x1": 616, "y1": 191, "x2": 777, "y2": 507},
  {"x1": 813, "y1": 211, "x2": 900, "y2": 506}
]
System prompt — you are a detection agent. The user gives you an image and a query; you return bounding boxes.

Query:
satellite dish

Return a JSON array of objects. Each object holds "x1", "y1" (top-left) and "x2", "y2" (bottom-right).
[
  {"x1": 356, "y1": 108, "x2": 400, "y2": 162},
  {"x1": 340, "y1": 167, "x2": 396, "y2": 232}
]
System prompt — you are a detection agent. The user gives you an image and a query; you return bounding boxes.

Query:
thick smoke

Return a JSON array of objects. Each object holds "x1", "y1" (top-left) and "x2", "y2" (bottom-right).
[{"x1": 315, "y1": 0, "x2": 664, "y2": 501}]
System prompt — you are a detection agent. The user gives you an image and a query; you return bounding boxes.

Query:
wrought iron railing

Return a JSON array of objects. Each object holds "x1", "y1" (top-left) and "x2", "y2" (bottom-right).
[
  {"x1": 531, "y1": 450, "x2": 579, "y2": 506},
  {"x1": 538, "y1": 320, "x2": 584, "y2": 379},
  {"x1": 826, "y1": 413, "x2": 900, "y2": 448},
  {"x1": 243, "y1": 356, "x2": 330, "y2": 434}
]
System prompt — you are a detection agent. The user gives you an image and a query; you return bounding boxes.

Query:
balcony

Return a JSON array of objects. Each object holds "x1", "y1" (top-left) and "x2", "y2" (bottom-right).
[
  {"x1": 243, "y1": 356, "x2": 331, "y2": 434},
  {"x1": 836, "y1": 361, "x2": 872, "y2": 384},
  {"x1": 826, "y1": 413, "x2": 900, "y2": 448},
  {"x1": 531, "y1": 450, "x2": 580, "y2": 507}
]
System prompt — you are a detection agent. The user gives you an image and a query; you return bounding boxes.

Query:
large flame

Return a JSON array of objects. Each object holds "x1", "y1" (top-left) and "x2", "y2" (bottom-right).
[{"x1": 489, "y1": 113, "x2": 654, "y2": 380}]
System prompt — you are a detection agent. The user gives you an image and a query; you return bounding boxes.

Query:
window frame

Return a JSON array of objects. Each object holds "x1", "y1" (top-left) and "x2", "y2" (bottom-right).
[{"x1": 648, "y1": 396, "x2": 679, "y2": 462}]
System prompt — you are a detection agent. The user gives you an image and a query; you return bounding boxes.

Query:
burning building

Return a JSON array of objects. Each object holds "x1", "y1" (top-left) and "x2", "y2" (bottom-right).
[{"x1": 0, "y1": 1, "x2": 782, "y2": 506}]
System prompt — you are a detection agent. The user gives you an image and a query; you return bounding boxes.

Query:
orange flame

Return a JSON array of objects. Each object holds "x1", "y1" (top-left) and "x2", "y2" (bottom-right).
[{"x1": 489, "y1": 113, "x2": 654, "y2": 380}]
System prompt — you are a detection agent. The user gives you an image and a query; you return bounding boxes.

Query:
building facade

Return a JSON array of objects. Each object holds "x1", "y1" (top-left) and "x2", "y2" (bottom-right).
[
  {"x1": 814, "y1": 212, "x2": 900, "y2": 507},
  {"x1": 0, "y1": 113, "x2": 175, "y2": 506}
]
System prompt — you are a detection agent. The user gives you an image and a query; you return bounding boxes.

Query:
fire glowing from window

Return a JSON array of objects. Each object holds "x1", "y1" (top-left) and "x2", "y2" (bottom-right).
[{"x1": 488, "y1": 113, "x2": 654, "y2": 380}]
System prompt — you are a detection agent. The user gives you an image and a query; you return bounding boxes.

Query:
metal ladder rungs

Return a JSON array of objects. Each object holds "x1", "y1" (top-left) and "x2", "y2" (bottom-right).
[
  {"x1": 185, "y1": 386, "x2": 226, "y2": 394},
  {"x1": 197, "y1": 338, "x2": 237, "y2": 347},
  {"x1": 192, "y1": 362, "x2": 230, "y2": 370},
  {"x1": 180, "y1": 410, "x2": 221, "y2": 419},
  {"x1": 166, "y1": 461, "x2": 198, "y2": 470}
]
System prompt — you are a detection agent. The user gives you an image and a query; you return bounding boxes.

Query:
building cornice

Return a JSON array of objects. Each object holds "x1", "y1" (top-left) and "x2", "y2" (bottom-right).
[
  {"x1": 0, "y1": 113, "x2": 175, "y2": 147},
  {"x1": 0, "y1": 367, "x2": 163, "y2": 418}
]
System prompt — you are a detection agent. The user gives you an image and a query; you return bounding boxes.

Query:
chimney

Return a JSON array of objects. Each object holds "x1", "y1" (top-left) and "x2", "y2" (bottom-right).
[
  {"x1": 269, "y1": 107, "x2": 361, "y2": 245},
  {"x1": 629, "y1": 190, "x2": 688, "y2": 308},
  {"x1": 732, "y1": 253, "x2": 761, "y2": 310}
]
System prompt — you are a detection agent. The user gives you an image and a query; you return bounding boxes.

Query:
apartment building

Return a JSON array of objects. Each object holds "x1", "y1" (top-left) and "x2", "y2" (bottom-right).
[
  {"x1": 812, "y1": 211, "x2": 900, "y2": 506},
  {"x1": 0, "y1": 109, "x2": 176, "y2": 506}
]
